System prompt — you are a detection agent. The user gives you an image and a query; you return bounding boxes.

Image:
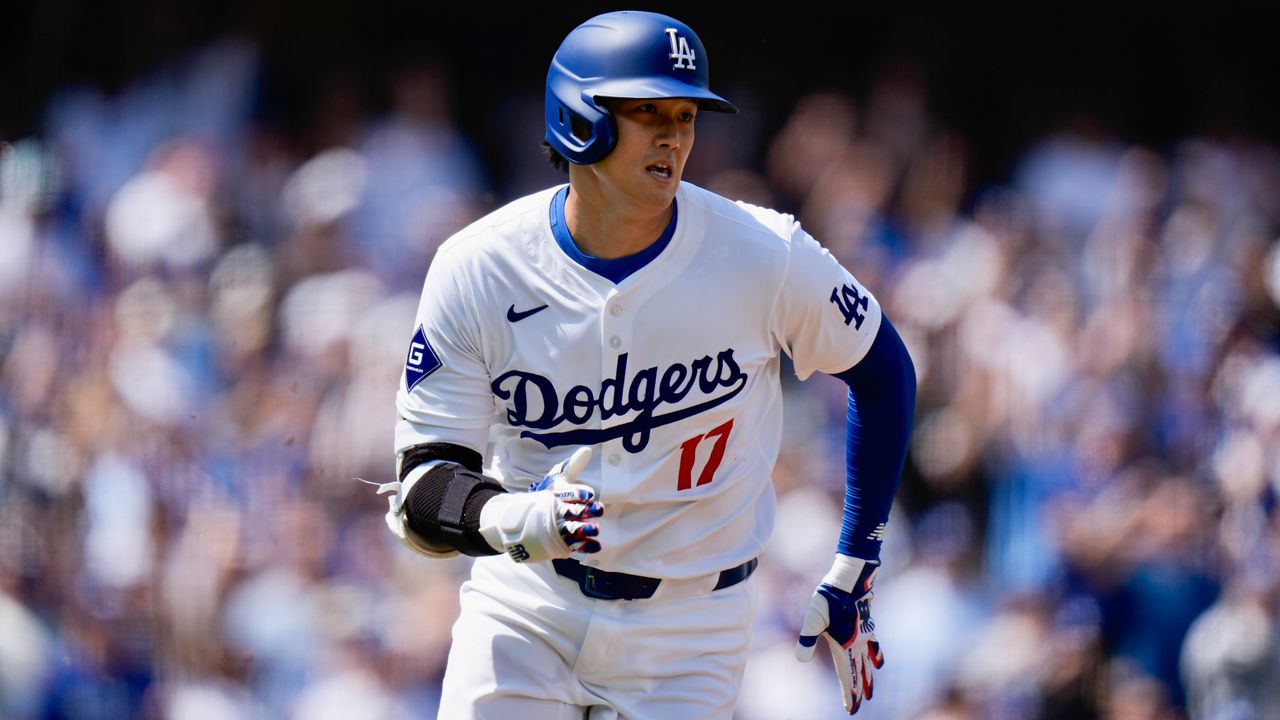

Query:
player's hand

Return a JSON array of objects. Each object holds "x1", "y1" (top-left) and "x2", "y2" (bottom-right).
[
  {"x1": 527, "y1": 447, "x2": 605, "y2": 554},
  {"x1": 796, "y1": 555, "x2": 884, "y2": 715},
  {"x1": 479, "y1": 447, "x2": 604, "y2": 563}
]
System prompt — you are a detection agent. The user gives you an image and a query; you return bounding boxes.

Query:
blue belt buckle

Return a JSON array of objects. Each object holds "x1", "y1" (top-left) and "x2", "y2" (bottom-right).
[{"x1": 581, "y1": 566, "x2": 620, "y2": 600}]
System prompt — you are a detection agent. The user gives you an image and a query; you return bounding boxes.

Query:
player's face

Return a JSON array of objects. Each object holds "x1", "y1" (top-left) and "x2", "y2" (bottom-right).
[{"x1": 591, "y1": 98, "x2": 697, "y2": 213}]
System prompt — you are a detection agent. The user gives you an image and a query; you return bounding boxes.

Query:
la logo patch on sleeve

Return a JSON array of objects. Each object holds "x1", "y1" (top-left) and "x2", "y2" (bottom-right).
[{"x1": 404, "y1": 325, "x2": 442, "y2": 392}]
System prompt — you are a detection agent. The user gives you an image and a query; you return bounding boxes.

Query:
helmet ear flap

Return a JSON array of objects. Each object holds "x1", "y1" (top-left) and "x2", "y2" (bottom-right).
[{"x1": 544, "y1": 84, "x2": 617, "y2": 165}]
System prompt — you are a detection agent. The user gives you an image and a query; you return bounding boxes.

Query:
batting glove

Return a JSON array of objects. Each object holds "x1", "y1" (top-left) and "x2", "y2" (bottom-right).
[
  {"x1": 796, "y1": 555, "x2": 885, "y2": 715},
  {"x1": 478, "y1": 447, "x2": 604, "y2": 563}
]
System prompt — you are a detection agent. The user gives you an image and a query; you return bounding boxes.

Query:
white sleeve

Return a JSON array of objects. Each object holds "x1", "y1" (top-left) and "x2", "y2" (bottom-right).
[
  {"x1": 771, "y1": 226, "x2": 882, "y2": 380},
  {"x1": 394, "y1": 253, "x2": 492, "y2": 455}
]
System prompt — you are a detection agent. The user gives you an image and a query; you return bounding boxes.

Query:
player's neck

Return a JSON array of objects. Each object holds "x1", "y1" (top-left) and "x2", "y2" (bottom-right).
[{"x1": 563, "y1": 185, "x2": 673, "y2": 260}]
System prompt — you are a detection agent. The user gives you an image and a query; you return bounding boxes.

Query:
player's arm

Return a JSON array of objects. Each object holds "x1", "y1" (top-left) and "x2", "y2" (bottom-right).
[
  {"x1": 793, "y1": 313, "x2": 916, "y2": 712},
  {"x1": 795, "y1": 315, "x2": 916, "y2": 714},
  {"x1": 829, "y1": 314, "x2": 915, "y2": 563},
  {"x1": 382, "y1": 252, "x2": 602, "y2": 563},
  {"x1": 378, "y1": 439, "x2": 603, "y2": 562},
  {"x1": 768, "y1": 223, "x2": 915, "y2": 714}
]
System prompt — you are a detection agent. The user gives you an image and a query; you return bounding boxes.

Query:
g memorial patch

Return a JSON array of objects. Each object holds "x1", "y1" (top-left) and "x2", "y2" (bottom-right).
[{"x1": 404, "y1": 325, "x2": 442, "y2": 392}]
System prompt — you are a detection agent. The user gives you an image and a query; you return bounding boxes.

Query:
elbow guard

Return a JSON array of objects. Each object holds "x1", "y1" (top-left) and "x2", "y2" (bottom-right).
[
  {"x1": 402, "y1": 462, "x2": 505, "y2": 557},
  {"x1": 378, "y1": 442, "x2": 505, "y2": 558}
]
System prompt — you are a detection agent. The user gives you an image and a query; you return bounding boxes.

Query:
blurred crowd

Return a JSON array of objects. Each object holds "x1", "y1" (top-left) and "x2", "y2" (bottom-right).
[{"x1": 1, "y1": 35, "x2": 1279, "y2": 720}]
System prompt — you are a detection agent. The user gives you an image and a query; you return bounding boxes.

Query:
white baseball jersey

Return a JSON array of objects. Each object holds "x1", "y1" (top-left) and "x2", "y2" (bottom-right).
[{"x1": 396, "y1": 181, "x2": 882, "y2": 579}]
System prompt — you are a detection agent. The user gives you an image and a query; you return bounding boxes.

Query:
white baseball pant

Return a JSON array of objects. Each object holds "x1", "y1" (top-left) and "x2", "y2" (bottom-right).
[{"x1": 438, "y1": 555, "x2": 758, "y2": 719}]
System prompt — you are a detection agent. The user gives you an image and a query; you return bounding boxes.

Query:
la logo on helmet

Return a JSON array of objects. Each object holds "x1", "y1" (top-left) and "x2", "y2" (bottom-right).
[{"x1": 665, "y1": 28, "x2": 696, "y2": 70}]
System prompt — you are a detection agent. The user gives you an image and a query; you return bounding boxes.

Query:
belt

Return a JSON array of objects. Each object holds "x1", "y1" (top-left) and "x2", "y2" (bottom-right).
[{"x1": 551, "y1": 557, "x2": 758, "y2": 601}]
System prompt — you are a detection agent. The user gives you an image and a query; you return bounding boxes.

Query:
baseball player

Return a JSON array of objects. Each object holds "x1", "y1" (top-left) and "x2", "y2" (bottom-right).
[{"x1": 373, "y1": 10, "x2": 916, "y2": 718}]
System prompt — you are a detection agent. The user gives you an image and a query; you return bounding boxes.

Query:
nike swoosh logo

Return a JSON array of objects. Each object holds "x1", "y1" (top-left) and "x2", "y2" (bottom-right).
[{"x1": 507, "y1": 304, "x2": 549, "y2": 322}]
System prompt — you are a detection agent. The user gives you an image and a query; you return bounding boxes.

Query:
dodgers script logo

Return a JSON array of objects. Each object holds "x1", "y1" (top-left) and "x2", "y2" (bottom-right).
[{"x1": 492, "y1": 349, "x2": 747, "y2": 453}]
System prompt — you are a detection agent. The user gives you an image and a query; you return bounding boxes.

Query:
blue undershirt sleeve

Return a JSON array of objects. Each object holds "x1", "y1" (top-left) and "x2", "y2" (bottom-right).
[{"x1": 830, "y1": 316, "x2": 917, "y2": 561}]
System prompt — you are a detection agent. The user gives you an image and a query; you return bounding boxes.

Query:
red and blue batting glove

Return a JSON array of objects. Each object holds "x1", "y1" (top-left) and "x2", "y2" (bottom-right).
[
  {"x1": 479, "y1": 447, "x2": 603, "y2": 562},
  {"x1": 796, "y1": 555, "x2": 885, "y2": 715},
  {"x1": 529, "y1": 447, "x2": 604, "y2": 554}
]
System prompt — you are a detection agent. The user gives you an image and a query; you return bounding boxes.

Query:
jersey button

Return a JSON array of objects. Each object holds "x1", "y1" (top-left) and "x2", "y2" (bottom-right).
[
  {"x1": 609, "y1": 304, "x2": 623, "y2": 316},
  {"x1": 609, "y1": 336, "x2": 621, "y2": 349},
  {"x1": 607, "y1": 454, "x2": 621, "y2": 466}
]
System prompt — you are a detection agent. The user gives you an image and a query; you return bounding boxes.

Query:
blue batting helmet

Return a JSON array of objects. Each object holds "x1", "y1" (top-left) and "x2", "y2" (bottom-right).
[{"x1": 545, "y1": 11, "x2": 737, "y2": 165}]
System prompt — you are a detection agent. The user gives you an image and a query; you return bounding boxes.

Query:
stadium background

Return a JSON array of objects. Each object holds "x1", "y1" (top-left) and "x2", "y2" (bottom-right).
[{"x1": 1, "y1": 3, "x2": 1278, "y2": 718}]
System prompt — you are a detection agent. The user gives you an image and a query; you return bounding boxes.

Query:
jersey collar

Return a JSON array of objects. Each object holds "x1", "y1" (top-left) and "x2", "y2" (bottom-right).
[{"x1": 548, "y1": 186, "x2": 678, "y2": 284}]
